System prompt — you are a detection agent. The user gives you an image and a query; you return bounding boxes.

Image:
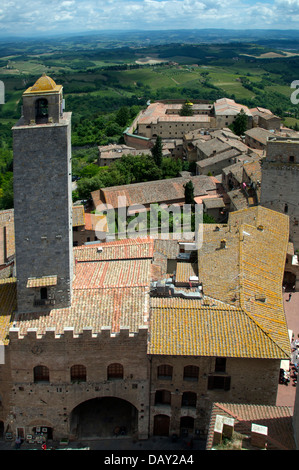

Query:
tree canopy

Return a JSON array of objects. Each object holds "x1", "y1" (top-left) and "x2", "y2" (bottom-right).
[
  {"x1": 231, "y1": 108, "x2": 248, "y2": 136},
  {"x1": 179, "y1": 100, "x2": 194, "y2": 116}
]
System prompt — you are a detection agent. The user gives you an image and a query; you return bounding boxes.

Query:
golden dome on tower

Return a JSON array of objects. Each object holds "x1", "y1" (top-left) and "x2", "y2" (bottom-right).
[
  {"x1": 31, "y1": 73, "x2": 57, "y2": 91},
  {"x1": 23, "y1": 73, "x2": 62, "y2": 95}
]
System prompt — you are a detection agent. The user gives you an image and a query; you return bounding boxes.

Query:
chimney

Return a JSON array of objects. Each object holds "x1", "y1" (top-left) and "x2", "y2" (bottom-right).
[
  {"x1": 213, "y1": 415, "x2": 235, "y2": 446},
  {"x1": 223, "y1": 417, "x2": 234, "y2": 439},
  {"x1": 213, "y1": 415, "x2": 224, "y2": 446},
  {"x1": 220, "y1": 239, "x2": 227, "y2": 249},
  {"x1": 251, "y1": 423, "x2": 268, "y2": 449}
]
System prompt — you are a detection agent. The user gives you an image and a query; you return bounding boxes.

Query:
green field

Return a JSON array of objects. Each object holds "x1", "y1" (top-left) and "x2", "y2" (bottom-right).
[
  {"x1": 1, "y1": 40, "x2": 299, "y2": 132},
  {"x1": 0, "y1": 36, "x2": 299, "y2": 210}
]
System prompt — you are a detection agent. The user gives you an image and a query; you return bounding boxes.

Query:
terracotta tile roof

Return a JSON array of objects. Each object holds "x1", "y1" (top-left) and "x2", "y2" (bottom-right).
[
  {"x1": 243, "y1": 160, "x2": 262, "y2": 183},
  {"x1": 244, "y1": 127, "x2": 273, "y2": 145},
  {"x1": 72, "y1": 205, "x2": 85, "y2": 227},
  {"x1": 74, "y1": 237, "x2": 154, "y2": 262},
  {"x1": 206, "y1": 402, "x2": 296, "y2": 450},
  {"x1": 73, "y1": 259, "x2": 152, "y2": 289},
  {"x1": 148, "y1": 206, "x2": 291, "y2": 359},
  {"x1": 153, "y1": 239, "x2": 180, "y2": 259},
  {"x1": 84, "y1": 213, "x2": 107, "y2": 232},
  {"x1": 214, "y1": 98, "x2": 251, "y2": 116},
  {"x1": 175, "y1": 262, "x2": 198, "y2": 284},
  {"x1": 227, "y1": 189, "x2": 249, "y2": 210},
  {"x1": 12, "y1": 239, "x2": 153, "y2": 336},
  {"x1": 13, "y1": 287, "x2": 149, "y2": 337},
  {"x1": 148, "y1": 297, "x2": 286, "y2": 358},
  {"x1": 137, "y1": 102, "x2": 211, "y2": 125},
  {"x1": 91, "y1": 175, "x2": 217, "y2": 209},
  {"x1": 199, "y1": 206, "x2": 290, "y2": 356}
]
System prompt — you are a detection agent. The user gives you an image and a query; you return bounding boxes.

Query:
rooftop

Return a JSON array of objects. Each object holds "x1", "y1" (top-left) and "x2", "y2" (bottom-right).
[
  {"x1": 148, "y1": 206, "x2": 290, "y2": 359},
  {"x1": 214, "y1": 98, "x2": 252, "y2": 116},
  {"x1": 91, "y1": 175, "x2": 217, "y2": 209},
  {"x1": 7, "y1": 238, "x2": 154, "y2": 338},
  {"x1": 245, "y1": 127, "x2": 274, "y2": 145},
  {"x1": 0, "y1": 207, "x2": 291, "y2": 363}
]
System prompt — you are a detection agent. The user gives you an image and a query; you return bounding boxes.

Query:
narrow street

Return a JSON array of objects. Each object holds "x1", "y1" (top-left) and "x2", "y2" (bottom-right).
[{"x1": 276, "y1": 291, "x2": 299, "y2": 410}]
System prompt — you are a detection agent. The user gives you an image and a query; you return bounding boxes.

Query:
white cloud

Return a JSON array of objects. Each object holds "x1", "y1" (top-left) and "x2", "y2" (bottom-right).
[{"x1": 0, "y1": 0, "x2": 299, "y2": 36}]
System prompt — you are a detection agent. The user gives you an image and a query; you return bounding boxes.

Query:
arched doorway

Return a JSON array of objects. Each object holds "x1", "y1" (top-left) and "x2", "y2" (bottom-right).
[
  {"x1": 180, "y1": 416, "x2": 194, "y2": 437},
  {"x1": 70, "y1": 397, "x2": 138, "y2": 439},
  {"x1": 153, "y1": 414, "x2": 170, "y2": 436}
]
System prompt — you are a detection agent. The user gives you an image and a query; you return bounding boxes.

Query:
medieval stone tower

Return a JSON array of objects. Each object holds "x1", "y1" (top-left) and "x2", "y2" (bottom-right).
[
  {"x1": 12, "y1": 74, "x2": 73, "y2": 313},
  {"x1": 261, "y1": 135, "x2": 299, "y2": 289}
]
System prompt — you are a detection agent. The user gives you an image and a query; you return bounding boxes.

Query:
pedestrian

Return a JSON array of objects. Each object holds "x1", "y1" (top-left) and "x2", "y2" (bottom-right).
[{"x1": 15, "y1": 436, "x2": 22, "y2": 449}]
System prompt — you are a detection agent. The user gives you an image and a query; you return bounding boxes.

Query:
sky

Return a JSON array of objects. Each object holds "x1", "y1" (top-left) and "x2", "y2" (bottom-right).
[{"x1": 1, "y1": 0, "x2": 299, "y2": 38}]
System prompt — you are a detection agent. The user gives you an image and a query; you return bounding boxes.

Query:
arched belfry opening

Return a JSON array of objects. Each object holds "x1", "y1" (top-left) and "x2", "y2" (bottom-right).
[
  {"x1": 35, "y1": 98, "x2": 48, "y2": 122},
  {"x1": 70, "y1": 397, "x2": 138, "y2": 439}
]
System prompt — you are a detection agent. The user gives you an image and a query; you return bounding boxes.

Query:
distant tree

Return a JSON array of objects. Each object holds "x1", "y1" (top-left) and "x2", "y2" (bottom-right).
[
  {"x1": 179, "y1": 100, "x2": 194, "y2": 116},
  {"x1": 76, "y1": 175, "x2": 103, "y2": 200},
  {"x1": 0, "y1": 173, "x2": 13, "y2": 209},
  {"x1": 105, "y1": 122, "x2": 123, "y2": 137},
  {"x1": 161, "y1": 157, "x2": 182, "y2": 179},
  {"x1": 115, "y1": 106, "x2": 130, "y2": 127},
  {"x1": 151, "y1": 136, "x2": 163, "y2": 167},
  {"x1": 184, "y1": 180, "x2": 195, "y2": 206},
  {"x1": 232, "y1": 109, "x2": 247, "y2": 136}
]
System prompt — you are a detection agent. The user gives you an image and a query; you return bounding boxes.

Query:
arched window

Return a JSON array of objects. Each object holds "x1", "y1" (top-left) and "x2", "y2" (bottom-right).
[
  {"x1": 155, "y1": 390, "x2": 171, "y2": 405},
  {"x1": 183, "y1": 365, "x2": 199, "y2": 381},
  {"x1": 34, "y1": 365, "x2": 49, "y2": 383},
  {"x1": 157, "y1": 364, "x2": 173, "y2": 380},
  {"x1": 71, "y1": 364, "x2": 86, "y2": 382},
  {"x1": 284, "y1": 204, "x2": 288, "y2": 214},
  {"x1": 181, "y1": 391, "x2": 197, "y2": 407},
  {"x1": 107, "y1": 363, "x2": 123, "y2": 380},
  {"x1": 35, "y1": 98, "x2": 48, "y2": 121}
]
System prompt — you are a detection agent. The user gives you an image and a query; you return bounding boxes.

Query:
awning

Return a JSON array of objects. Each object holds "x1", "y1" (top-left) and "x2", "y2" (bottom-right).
[{"x1": 26, "y1": 276, "x2": 57, "y2": 288}]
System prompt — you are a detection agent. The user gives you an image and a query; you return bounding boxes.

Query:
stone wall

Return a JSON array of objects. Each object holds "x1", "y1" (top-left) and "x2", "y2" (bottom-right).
[
  {"x1": 261, "y1": 139, "x2": 299, "y2": 253},
  {"x1": 149, "y1": 355, "x2": 279, "y2": 437},
  {"x1": 3, "y1": 326, "x2": 149, "y2": 440}
]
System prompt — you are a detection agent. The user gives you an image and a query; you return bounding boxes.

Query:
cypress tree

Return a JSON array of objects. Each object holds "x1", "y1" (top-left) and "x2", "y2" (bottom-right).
[{"x1": 151, "y1": 135, "x2": 163, "y2": 167}]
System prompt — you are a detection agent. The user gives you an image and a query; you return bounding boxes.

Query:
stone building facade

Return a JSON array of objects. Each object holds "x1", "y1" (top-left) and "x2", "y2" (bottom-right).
[
  {"x1": 261, "y1": 136, "x2": 299, "y2": 289},
  {"x1": 6, "y1": 326, "x2": 149, "y2": 440}
]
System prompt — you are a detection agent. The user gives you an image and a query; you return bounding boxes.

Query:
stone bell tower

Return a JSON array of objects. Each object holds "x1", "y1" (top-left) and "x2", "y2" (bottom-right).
[{"x1": 12, "y1": 74, "x2": 73, "y2": 313}]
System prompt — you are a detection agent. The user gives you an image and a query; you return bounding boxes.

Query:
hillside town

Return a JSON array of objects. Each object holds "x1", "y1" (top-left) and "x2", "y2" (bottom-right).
[{"x1": 0, "y1": 74, "x2": 298, "y2": 451}]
